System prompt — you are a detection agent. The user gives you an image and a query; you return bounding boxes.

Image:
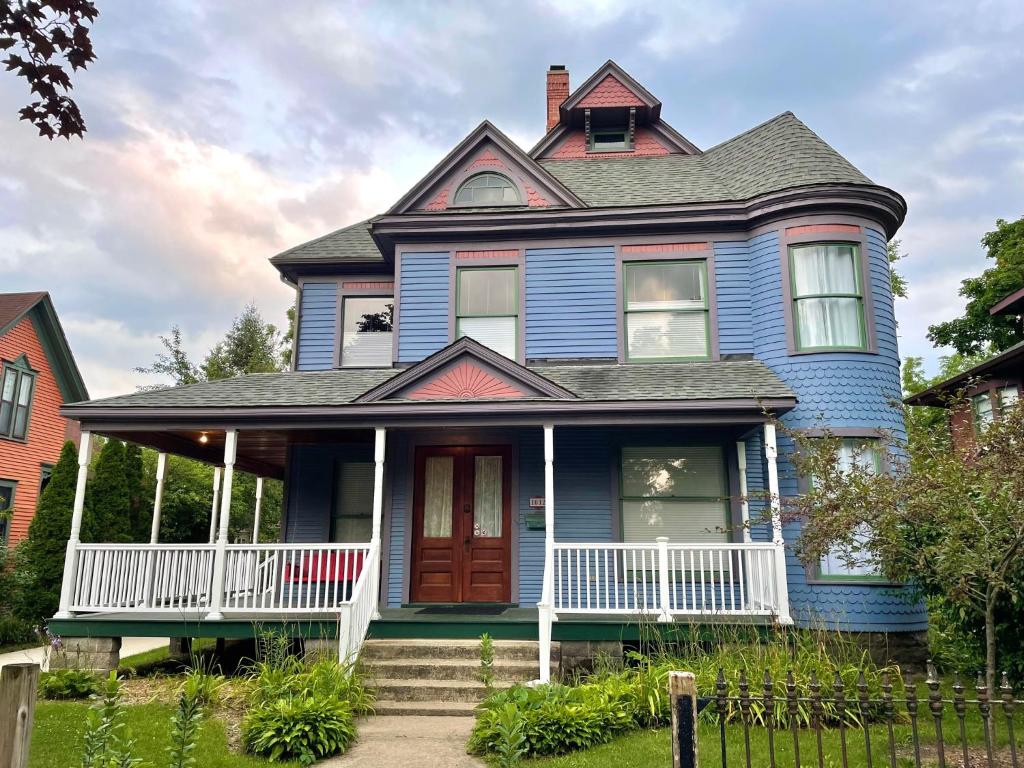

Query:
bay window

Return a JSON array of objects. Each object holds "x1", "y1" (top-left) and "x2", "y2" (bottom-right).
[
  {"x1": 818, "y1": 437, "x2": 884, "y2": 580},
  {"x1": 340, "y1": 297, "x2": 393, "y2": 368},
  {"x1": 623, "y1": 260, "x2": 709, "y2": 361},
  {"x1": 620, "y1": 446, "x2": 728, "y2": 543},
  {"x1": 456, "y1": 267, "x2": 518, "y2": 359},
  {"x1": 0, "y1": 358, "x2": 35, "y2": 440},
  {"x1": 790, "y1": 243, "x2": 866, "y2": 351}
]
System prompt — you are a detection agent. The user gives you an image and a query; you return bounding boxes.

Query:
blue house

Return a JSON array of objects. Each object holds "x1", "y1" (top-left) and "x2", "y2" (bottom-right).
[{"x1": 52, "y1": 61, "x2": 925, "y2": 683}]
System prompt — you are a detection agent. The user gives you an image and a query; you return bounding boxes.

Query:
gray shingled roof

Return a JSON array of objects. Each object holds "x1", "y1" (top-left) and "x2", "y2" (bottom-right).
[
  {"x1": 539, "y1": 112, "x2": 873, "y2": 207},
  {"x1": 269, "y1": 218, "x2": 382, "y2": 266},
  {"x1": 66, "y1": 360, "x2": 793, "y2": 410}
]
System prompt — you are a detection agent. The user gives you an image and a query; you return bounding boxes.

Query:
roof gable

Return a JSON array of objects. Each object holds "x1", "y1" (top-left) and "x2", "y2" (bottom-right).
[
  {"x1": 561, "y1": 60, "x2": 660, "y2": 115},
  {"x1": 355, "y1": 337, "x2": 576, "y2": 402},
  {"x1": 385, "y1": 121, "x2": 585, "y2": 214},
  {"x1": 0, "y1": 292, "x2": 88, "y2": 403}
]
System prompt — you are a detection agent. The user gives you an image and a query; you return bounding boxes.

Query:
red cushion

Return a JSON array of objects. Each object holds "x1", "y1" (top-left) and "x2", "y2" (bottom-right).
[{"x1": 285, "y1": 551, "x2": 365, "y2": 583}]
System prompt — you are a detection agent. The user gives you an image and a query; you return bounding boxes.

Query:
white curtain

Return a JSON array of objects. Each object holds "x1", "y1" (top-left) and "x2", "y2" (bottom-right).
[
  {"x1": 342, "y1": 331, "x2": 393, "y2": 367},
  {"x1": 795, "y1": 297, "x2": 863, "y2": 348},
  {"x1": 423, "y1": 456, "x2": 454, "y2": 538},
  {"x1": 626, "y1": 311, "x2": 708, "y2": 359},
  {"x1": 792, "y1": 245, "x2": 858, "y2": 295},
  {"x1": 457, "y1": 316, "x2": 516, "y2": 358},
  {"x1": 473, "y1": 455, "x2": 502, "y2": 538}
]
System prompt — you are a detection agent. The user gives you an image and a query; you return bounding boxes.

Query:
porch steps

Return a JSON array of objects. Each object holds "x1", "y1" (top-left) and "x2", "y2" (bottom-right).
[{"x1": 361, "y1": 638, "x2": 559, "y2": 717}]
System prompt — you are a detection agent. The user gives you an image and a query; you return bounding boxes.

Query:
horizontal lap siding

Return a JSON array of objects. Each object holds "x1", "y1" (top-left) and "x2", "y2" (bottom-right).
[
  {"x1": 296, "y1": 283, "x2": 337, "y2": 371},
  {"x1": 525, "y1": 246, "x2": 617, "y2": 359},
  {"x1": 398, "y1": 252, "x2": 450, "y2": 363},
  {"x1": 713, "y1": 241, "x2": 753, "y2": 355},
  {"x1": 284, "y1": 443, "x2": 373, "y2": 543},
  {"x1": 386, "y1": 434, "x2": 409, "y2": 607},
  {"x1": 750, "y1": 227, "x2": 926, "y2": 632},
  {"x1": 0, "y1": 315, "x2": 71, "y2": 545}
]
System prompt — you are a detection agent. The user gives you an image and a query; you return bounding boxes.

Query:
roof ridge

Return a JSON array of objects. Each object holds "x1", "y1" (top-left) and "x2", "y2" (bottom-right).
[{"x1": 703, "y1": 111, "x2": 797, "y2": 154}]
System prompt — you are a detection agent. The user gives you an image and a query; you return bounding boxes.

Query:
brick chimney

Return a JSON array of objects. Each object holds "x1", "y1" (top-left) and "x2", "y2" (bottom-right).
[{"x1": 546, "y1": 65, "x2": 569, "y2": 132}]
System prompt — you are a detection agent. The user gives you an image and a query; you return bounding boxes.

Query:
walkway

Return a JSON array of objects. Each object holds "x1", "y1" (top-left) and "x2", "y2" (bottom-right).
[
  {"x1": 0, "y1": 636, "x2": 167, "y2": 671},
  {"x1": 324, "y1": 716, "x2": 485, "y2": 768}
]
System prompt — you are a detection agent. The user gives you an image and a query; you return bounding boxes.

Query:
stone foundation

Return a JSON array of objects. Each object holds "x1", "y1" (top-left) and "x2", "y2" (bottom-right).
[
  {"x1": 558, "y1": 640, "x2": 624, "y2": 679},
  {"x1": 49, "y1": 636, "x2": 121, "y2": 674}
]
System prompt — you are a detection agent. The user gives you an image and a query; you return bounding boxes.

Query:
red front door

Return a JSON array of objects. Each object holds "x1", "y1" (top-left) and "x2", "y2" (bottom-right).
[{"x1": 410, "y1": 445, "x2": 512, "y2": 603}]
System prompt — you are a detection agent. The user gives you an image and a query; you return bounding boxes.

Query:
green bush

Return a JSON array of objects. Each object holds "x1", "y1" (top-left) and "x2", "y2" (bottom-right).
[
  {"x1": 0, "y1": 613, "x2": 36, "y2": 646},
  {"x1": 38, "y1": 668, "x2": 100, "y2": 700},
  {"x1": 242, "y1": 695, "x2": 356, "y2": 765}
]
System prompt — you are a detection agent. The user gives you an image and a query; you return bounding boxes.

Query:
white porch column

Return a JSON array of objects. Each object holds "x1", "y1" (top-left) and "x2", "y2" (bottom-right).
[
  {"x1": 207, "y1": 430, "x2": 237, "y2": 620},
  {"x1": 55, "y1": 432, "x2": 93, "y2": 618},
  {"x1": 142, "y1": 452, "x2": 168, "y2": 607},
  {"x1": 736, "y1": 441, "x2": 752, "y2": 544},
  {"x1": 537, "y1": 423, "x2": 556, "y2": 683},
  {"x1": 370, "y1": 427, "x2": 386, "y2": 620},
  {"x1": 763, "y1": 424, "x2": 793, "y2": 625},
  {"x1": 251, "y1": 476, "x2": 264, "y2": 544},
  {"x1": 207, "y1": 466, "x2": 222, "y2": 544}
]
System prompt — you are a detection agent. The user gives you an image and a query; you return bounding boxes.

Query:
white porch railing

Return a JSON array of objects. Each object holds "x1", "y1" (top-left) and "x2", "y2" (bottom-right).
[
  {"x1": 338, "y1": 542, "x2": 380, "y2": 663},
  {"x1": 551, "y1": 540, "x2": 783, "y2": 619}
]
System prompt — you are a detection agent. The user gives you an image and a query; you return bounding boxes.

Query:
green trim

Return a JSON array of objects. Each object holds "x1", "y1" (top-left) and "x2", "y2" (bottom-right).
[
  {"x1": 588, "y1": 130, "x2": 632, "y2": 153},
  {"x1": 789, "y1": 242, "x2": 868, "y2": 352},
  {"x1": 455, "y1": 265, "x2": 519, "y2": 358},
  {"x1": 27, "y1": 302, "x2": 89, "y2": 403},
  {"x1": 623, "y1": 260, "x2": 711, "y2": 362}
]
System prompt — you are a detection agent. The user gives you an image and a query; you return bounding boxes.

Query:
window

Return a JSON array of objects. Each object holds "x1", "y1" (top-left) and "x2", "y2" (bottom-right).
[
  {"x1": 620, "y1": 447, "x2": 728, "y2": 543},
  {"x1": 972, "y1": 386, "x2": 1020, "y2": 431},
  {"x1": 0, "y1": 479, "x2": 14, "y2": 545},
  {"x1": 39, "y1": 464, "x2": 53, "y2": 497},
  {"x1": 817, "y1": 438, "x2": 884, "y2": 580},
  {"x1": 340, "y1": 297, "x2": 393, "y2": 368},
  {"x1": 623, "y1": 260, "x2": 709, "y2": 361},
  {"x1": 330, "y1": 461, "x2": 373, "y2": 543},
  {"x1": 1000, "y1": 385, "x2": 1021, "y2": 414},
  {"x1": 0, "y1": 358, "x2": 35, "y2": 440},
  {"x1": 453, "y1": 173, "x2": 520, "y2": 206},
  {"x1": 590, "y1": 130, "x2": 630, "y2": 152},
  {"x1": 456, "y1": 267, "x2": 518, "y2": 359},
  {"x1": 790, "y1": 243, "x2": 866, "y2": 351}
]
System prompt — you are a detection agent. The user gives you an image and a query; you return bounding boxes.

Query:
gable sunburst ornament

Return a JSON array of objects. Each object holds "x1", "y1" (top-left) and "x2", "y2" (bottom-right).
[{"x1": 408, "y1": 361, "x2": 527, "y2": 400}]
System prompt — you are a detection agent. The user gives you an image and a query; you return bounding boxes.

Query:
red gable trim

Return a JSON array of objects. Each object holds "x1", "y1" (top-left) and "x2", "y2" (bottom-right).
[
  {"x1": 785, "y1": 224, "x2": 861, "y2": 236},
  {"x1": 341, "y1": 281, "x2": 394, "y2": 290},
  {"x1": 622, "y1": 242, "x2": 710, "y2": 253},
  {"x1": 578, "y1": 74, "x2": 646, "y2": 108},
  {"x1": 407, "y1": 361, "x2": 527, "y2": 400},
  {"x1": 456, "y1": 249, "x2": 520, "y2": 260}
]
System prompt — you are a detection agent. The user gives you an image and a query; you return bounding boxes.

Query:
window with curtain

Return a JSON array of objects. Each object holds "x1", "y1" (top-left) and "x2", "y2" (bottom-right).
[
  {"x1": 453, "y1": 173, "x2": 520, "y2": 205},
  {"x1": 456, "y1": 267, "x2": 518, "y2": 359},
  {"x1": 623, "y1": 261, "x2": 709, "y2": 361},
  {"x1": 473, "y1": 455, "x2": 502, "y2": 537},
  {"x1": 790, "y1": 243, "x2": 866, "y2": 351},
  {"x1": 340, "y1": 297, "x2": 393, "y2": 368},
  {"x1": 422, "y1": 456, "x2": 454, "y2": 538},
  {"x1": 0, "y1": 359, "x2": 35, "y2": 440},
  {"x1": 330, "y1": 461, "x2": 373, "y2": 543},
  {"x1": 620, "y1": 446, "x2": 728, "y2": 543},
  {"x1": 818, "y1": 438, "x2": 884, "y2": 579}
]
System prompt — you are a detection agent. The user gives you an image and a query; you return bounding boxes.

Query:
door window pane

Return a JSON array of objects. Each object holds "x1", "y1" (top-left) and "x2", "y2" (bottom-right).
[
  {"x1": 422, "y1": 456, "x2": 454, "y2": 538},
  {"x1": 330, "y1": 461, "x2": 373, "y2": 543},
  {"x1": 791, "y1": 243, "x2": 866, "y2": 350},
  {"x1": 341, "y1": 297, "x2": 393, "y2": 368},
  {"x1": 473, "y1": 455, "x2": 502, "y2": 538},
  {"x1": 620, "y1": 446, "x2": 728, "y2": 543},
  {"x1": 623, "y1": 261, "x2": 709, "y2": 361},
  {"x1": 456, "y1": 268, "x2": 518, "y2": 359}
]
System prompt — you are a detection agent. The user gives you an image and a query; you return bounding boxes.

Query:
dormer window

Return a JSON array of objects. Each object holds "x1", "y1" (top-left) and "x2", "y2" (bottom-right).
[
  {"x1": 453, "y1": 173, "x2": 520, "y2": 206},
  {"x1": 589, "y1": 129, "x2": 630, "y2": 152}
]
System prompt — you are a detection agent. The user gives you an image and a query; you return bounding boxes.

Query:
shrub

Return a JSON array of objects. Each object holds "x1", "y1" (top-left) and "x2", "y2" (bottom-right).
[
  {"x1": 480, "y1": 633, "x2": 494, "y2": 690},
  {"x1": 492, "y1": 702, "x2": 528, "y2": 768},
  {"x1": 242, "y1": 695, "x2": 356, "y2": 765},
  {"x1": 38, "y1": 668, "x2": 99, "y2": 700},
  {"x1": 80, "y1": 672, "x2": 140, "y2": 767},
  {"x1": 0, "y1": 613, "x2": 36, "y2": 646},
  {"x1": 167, "y1": 684, "x2": 204, "y2": 768}
]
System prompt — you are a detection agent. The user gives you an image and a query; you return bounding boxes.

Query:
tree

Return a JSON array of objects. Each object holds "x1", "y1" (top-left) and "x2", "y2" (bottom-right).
[
  {"x1": 123, "y1": 441, "x2": 147, "y2": 541},
  {"x1": 16, "y1": 441, "x2": 80, "y2": 621},
  {"x1": 281, "y1": 303, "x2": 296, "y2": 370},
  {"x1": 85, "y1": 439, "x2": 132, "y2": 543},
  {"x1": 0, "y1": 0, "x2": 98, "y2": 139},
  {"x1": 928, "y1": 215, "x2": 1024, "y2": 356},
  {"x1": 201, "y1": 303, "x2": 284, "y2": 380},
  {"x1": 780, "y1": 399, "x2": 1024, "y2": 693},
  {"x1": 888, "y1": 239, "x2": 908, "y2": 300},
  {"x1": 134, "y1": 326, "x2": 202, "y2": 389},
  {"x1": 901, "y1": 352, "x2": 991, "y2": 454}
]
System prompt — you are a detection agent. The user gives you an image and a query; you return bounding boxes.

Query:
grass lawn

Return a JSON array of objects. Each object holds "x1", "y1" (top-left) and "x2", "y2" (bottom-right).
[
  {"x1": 118, "y1": 638, "x2": 218, "y2": 674},
  {"x1": 30, "y1": 701, "x2": 278, "y2": 768},
  {"x1": 522, "y1": 707, "x2": 1017, "y2": 767}
]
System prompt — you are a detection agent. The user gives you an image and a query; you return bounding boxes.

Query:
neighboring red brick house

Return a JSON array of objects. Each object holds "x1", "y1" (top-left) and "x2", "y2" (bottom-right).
[
  {"x1": 905, "y1": 286, "x2": 1024, "y2": 449},
  {"x1": 0, "y1": 292, "x2": 88, "y2": 545}
]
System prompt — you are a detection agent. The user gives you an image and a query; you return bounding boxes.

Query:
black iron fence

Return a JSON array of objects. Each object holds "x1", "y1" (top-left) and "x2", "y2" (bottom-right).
[{"x1": 673, "y1": 663, "x2": 1024, "y2": 768}]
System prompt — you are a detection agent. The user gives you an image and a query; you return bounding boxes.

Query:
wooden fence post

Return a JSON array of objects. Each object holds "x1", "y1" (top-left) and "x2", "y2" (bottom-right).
[
  {"x1": 671, "y1": 671, "x2": 699, "y2": 768},
  {"x1": 0, "y1": 663, "x2": 41, "y2": 768}
]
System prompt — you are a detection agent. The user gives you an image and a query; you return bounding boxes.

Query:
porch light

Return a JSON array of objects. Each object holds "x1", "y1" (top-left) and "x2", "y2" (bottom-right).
[{"x1": 198, "y1": 432, "x2": 209, "y2": 444}]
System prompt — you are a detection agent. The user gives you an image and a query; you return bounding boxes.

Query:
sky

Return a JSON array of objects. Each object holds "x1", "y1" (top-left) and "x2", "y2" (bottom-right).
[{"x1": 1, "y1": 0, "x2": 1023, "y2": 398}]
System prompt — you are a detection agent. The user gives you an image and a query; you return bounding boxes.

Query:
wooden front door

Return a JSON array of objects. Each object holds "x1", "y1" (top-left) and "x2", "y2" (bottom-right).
[{"x1": 410, "y1": 445, "x2": 512, "y2": 603}]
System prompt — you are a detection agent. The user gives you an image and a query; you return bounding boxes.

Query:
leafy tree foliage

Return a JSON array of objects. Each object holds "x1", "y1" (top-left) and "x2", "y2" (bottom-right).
[
  {"x1": 202, "y1": 303, "x2": 284, "y2": 380},
  {"x1": 780, "y1": 399, "x2": 1024, "y2": 691},
  {"x1": 134, "y1": 326, "x2": 202, "y2": 389},
  {"x1": 15, "y1": 441, "x2": 80, "y2": 621},
  {"x1": 887, "y1": 239, "x2": 908, "y2": 300},
  {"x1": 0, "y1": 0, "x2": 97, "y2": 139},
  {"x1": 85, "y1": 439, "x2": 133, "y2": 543},
  {"x1": 928, "y1": 215, "x2": 1024, "y2": 355},
  {"x1": 281, "y1": 304, "x2": 296, "y2": 370},
  {"x1": 900, "y1": 353, "x2": 991, "y2": 455},
  {"x1": 123, "y1": 441, "x2": 148, "y2": 541}
]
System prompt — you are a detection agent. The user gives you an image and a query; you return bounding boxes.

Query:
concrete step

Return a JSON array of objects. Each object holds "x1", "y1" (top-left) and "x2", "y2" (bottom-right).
[
  {"x1": 367, "y1": 678, "x2": 505, "y2": 703},
  {"x1": 362, "y1": 657, "x2": 548, "y2": 683},
  {"x1": 361, "y1": 638, "x2": 557, "y2": 662},
  {"x1": 373, "y1": 699, "x2": 480, "y2": 717}
]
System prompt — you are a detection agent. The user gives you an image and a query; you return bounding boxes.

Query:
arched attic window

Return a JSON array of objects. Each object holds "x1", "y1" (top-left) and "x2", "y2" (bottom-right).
[{"x1": 453, "y1": 173, "x2": 521, "y2": 206}]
